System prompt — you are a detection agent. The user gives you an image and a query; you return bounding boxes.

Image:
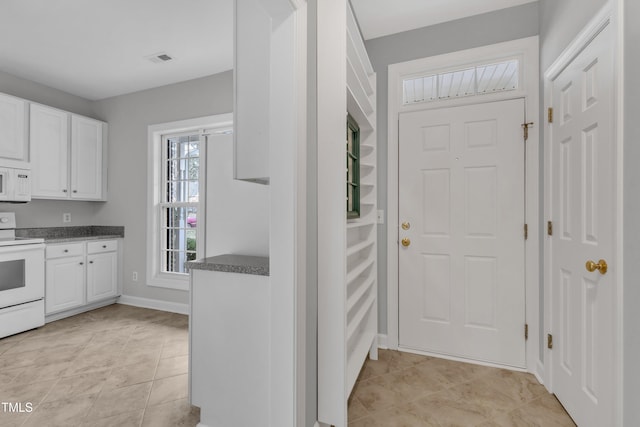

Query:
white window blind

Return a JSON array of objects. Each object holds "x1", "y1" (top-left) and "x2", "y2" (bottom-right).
[{"x1": 403, "y1": 59, "x2": 519, "y2": 105}]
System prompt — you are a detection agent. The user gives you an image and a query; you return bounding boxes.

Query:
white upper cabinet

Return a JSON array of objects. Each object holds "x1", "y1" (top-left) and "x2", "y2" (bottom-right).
[
  {"x1": 30, "y1": 104, "x2": 69, "y2": 198},
  {"x1": 0, "y1": 93, "x2": 28, "y2": 163},
  {"x1": 30, "y1": 103, "x2": 107, "y2": 201},
  {"x1": 71, "y1": 115, "x2": 104, "y2": 200}
]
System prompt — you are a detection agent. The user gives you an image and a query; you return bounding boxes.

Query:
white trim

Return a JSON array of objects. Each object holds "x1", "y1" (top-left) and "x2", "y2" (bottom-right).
[
  {"x1": 293, "y1": 3, "x2": 308, "y2": 427},
  {"x1": 45, "y1": 298, "x2": 118, "y2": 323},
  {"x1": 534, "y1": 360, "x2": 545, "y2": 386},
  {"x1": 542, "y1": 3, "x2": 623, "y2": 426},
  {"x1": 265, "y1": 1, "x2": 306, "y2": 425},
  {"x1": 376, "y1": 334, "x2": 388, "y2": 349},
  {"x1": 543, "y1": 6, "x2": 612, "y2": 82},
  {"x1": 116, "y1": 294, "x2": 189, "y2": 315},
  {"x1": 399, "y1": 346, "x2": 529, "y2": 372},
  {"x1": 146, "y1": 113, "x2": 233, "y2": 291},
  {"x1": 614, "y1": 1, "x2": 624, "y2": 425},
  {"x1": 386, "y1": 37, "x2": 540, "y2": 375}
]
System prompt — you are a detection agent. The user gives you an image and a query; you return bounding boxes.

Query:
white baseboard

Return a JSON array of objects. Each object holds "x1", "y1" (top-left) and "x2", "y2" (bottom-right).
[
  {"x1": 117, "y1": 295, "x2": 189, "y2": 315},
  {"x1": 536, "y1": 360, "x2": 547, "y2": 389},
  {"x1": 377, "y1": 333, "x2": 388, "y2": 349}
]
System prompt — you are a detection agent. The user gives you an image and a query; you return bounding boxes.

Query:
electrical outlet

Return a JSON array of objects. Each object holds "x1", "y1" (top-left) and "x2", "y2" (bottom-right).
[
  {"x1": 377, "y1": 209, "x2": 385, "y2": 224},
  {"x1": 132, "y1": 271, "x2": 138, "y2": 282},
  {"x1": 63, "y1": 213, "x2": 71, "y2": 223}
]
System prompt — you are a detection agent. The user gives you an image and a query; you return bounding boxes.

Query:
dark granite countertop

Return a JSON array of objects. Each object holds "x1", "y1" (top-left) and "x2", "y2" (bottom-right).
[
  {"x1": 186, "y1": 254, "x2": 269, "y2": 276},
  {"x1": 16, "y1": 226, "x2": 124, "y2": 243}
]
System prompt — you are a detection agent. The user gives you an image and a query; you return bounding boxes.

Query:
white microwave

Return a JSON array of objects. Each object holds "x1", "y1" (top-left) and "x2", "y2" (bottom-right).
[{"x1": 0, "y1": 167, "x2": 31, "y2": 203}]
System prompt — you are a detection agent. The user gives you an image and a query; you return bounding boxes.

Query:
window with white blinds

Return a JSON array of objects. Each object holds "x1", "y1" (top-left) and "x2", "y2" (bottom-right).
[{"x1": 403, "y1": 59, "x2": 519, "y2": 105}]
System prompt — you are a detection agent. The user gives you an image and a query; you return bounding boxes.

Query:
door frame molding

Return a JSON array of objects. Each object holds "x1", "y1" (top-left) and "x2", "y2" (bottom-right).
[
  {"x1": 542, "y1": 3, "x2": 623, "y2": 425},
  {"x1": 386, "y1": 36, "x2": 541, "y2": 375}
]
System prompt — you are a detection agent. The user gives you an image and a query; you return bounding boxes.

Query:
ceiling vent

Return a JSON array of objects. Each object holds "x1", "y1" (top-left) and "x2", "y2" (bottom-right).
[{"x1": 146, "y1": 52, "x2": 174, "y2": 64}]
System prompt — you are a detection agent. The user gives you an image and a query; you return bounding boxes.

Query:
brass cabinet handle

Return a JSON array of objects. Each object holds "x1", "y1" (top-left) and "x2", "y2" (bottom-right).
[
  {"x1": 586, "y1": 259, "x2": 608, "y2": 275},
  {"x1": 401, "y1": 238, "x2": 411, "y2": 247}
]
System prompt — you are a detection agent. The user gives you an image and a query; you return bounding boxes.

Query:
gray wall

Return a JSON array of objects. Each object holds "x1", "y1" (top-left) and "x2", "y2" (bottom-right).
[
  {"x1": 205, "y1": 132, "x2": 269, "y2": 257},
  {"x1": 92, "y1": 71, "x2": 233, "y2": 305},
  {"x1": 0, "y1": 70, "x2": 103, "y2": 227},
  {"x1": 539, "y1": 0, "x2": 608, "y2": 70},
  {"x1": 623, "y1": 1, "x2": 640, "y2": 425},
  {"x1": 365, "y1": 2, "x2": 540, "y2": 334}
]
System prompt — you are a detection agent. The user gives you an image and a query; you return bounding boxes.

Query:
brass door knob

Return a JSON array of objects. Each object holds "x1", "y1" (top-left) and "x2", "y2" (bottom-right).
[
  {"x1": 401, "y1": 222, "x2": 411, "y2": 230},
  {"x1": 586, "y1": 259, "x2": 608, "y2": 275},
  {"x1": 401, "y1": 238, "x2": 411, "y2": 247}
]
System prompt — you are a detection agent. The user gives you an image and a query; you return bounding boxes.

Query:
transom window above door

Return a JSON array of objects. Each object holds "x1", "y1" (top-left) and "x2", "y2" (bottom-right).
[{"x1": 402, "y1": 58, "x2": 519, "y2": 105}]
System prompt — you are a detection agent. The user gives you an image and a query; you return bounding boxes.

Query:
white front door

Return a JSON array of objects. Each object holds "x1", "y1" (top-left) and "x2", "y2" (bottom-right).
[
  {"x1": 398, "y1": 98, "x2": 526, "y2": 368},
  {"x1": 549, "y1": 23, "x2": 614, "y2": 427}
]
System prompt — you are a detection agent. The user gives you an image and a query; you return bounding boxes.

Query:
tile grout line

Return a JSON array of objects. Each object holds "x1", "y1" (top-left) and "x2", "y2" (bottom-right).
[
  {"x1": 138, "y1": 332, "x2": 167, "y2": 427},
  {"x1": 76, "y1": 325, "x2": 135, "y2": 425}
]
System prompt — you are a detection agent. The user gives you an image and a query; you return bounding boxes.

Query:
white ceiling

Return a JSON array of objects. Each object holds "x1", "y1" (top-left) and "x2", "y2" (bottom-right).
[
  {"x1": 0, "y1": 0, "x2": 233, "y2": 100},
  {"x1": 0, "y1": 0, "x2": 536, "y2": 101},
  {"x1": 351, "y1": 0, "x2": 538, "y2": 40}
]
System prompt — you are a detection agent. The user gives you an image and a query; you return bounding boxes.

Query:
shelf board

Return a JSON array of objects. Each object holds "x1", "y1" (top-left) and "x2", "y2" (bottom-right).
[
  {"x1": 346, "y1": 257, "x2": 375, "y2": 286},
  {"x1": 347, "y1": 221, "x2": 375, "y2": 230},
  {"x1": 347, "y1": 293, "x2": 376, "y2": 342},
  {"x1": 346, "y1": 237, "x2": 375, "y2": 257},
  {"x1": 347, "y1": 59, "x2": 374, "y2": 116},
  {"x1": 347, "y1": 88, "x2": 375, "y2": 133},
  {"x1": 347, "y1": 5, "x2": 374, "y2": 74},
  {"x1": 347, "y1": 31, "x2": 374, "y2": 96},
  {"x1": 347, "y1": 330, "x2": 375, "y2": 395},
  {"x1": 347, "y1": 275, "x2": 375, "y2": 314}
]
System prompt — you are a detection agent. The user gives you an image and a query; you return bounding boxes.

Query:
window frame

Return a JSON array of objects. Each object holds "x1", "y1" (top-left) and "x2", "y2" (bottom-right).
[
  {"x1": 346, "y1": 113, "x2": 360, "y2": 219},
  {"x1": 147, "y1": 114, "x2": 233, "y2": 290},
  {"x1": 159, "y1": 130, "x2": 201, "y2": 275}
]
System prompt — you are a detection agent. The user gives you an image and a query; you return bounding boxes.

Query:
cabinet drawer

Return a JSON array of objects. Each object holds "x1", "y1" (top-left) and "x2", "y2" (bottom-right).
[
  {"x1": 46, "y1": 243, "x2": 84, "y2": 259},
  {"x1": 87, "y1": 240, "x2": 118, "y2": 254}
]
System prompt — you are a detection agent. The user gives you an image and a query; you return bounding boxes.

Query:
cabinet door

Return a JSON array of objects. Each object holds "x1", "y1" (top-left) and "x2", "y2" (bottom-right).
[
  {"x1": 0, "y1": 93, "x2": 27, "y2": 161},
  {"x1": 30, "y1": 104, "x2": 69, "y2": 198},
  {"x1": 71, "y1": 115, "x2": 103, "y2": 200},
  {"x1": 46, "y1": 256, "x2": 84, "y2": 314},
  {"x1": 87, "y1": 252, "x2": 117, "y2": 302}
]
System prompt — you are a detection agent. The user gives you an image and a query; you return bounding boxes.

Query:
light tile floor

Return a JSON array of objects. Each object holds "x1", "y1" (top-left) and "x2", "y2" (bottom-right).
[
  {"x1": 0, "y1": 304, "x2": 576, "y2": 427},
  {"x1": 349, "y1": 350, "x2": 577, "y2": 426},
  {"x1": 0, "y1": 304, "x2": 197, "y2": 427}
]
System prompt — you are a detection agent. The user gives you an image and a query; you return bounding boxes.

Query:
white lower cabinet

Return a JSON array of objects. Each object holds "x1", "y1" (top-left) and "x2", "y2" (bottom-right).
[
  {"x1": 45, "y1": 239, "x2": 120, "y2": 316},
  {"x1": 45, "y1": 255, "x2": 85, "y2": 314},
  {"x1": 87, "y1": 252, "x2": 117, "y2": 303}
]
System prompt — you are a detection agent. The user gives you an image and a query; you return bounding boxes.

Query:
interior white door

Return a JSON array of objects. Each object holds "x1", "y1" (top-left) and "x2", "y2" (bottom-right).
[
  {"x1": 399, "y1": 98, "x2": 526, "y2": 367},
  {"x1": 549, "y1": 23, "x2": 614, "y2": 427}
]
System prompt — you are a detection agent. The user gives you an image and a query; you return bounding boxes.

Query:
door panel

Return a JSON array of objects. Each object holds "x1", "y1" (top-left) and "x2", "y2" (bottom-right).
[
  {"x1": 549, "y1": 24, "x2": 614, "y2": 427},
  {"x1": 399, "y1": 98, "x2": 526, "y2": 368}
]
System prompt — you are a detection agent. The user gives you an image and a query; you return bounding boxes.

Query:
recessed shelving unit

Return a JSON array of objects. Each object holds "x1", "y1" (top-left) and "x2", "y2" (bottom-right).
[
  {"x1": 318, "y1": 3, "x2": 377, "y2": 426},
  {"x1": 344, "y1": 0, "x2": 378, "y2": 401}
]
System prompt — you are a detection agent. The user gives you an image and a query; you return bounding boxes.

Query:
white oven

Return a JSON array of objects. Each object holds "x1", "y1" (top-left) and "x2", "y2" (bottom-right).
[{"x1": 0, "y1": 213, "x2": 45, "y2": 338}]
